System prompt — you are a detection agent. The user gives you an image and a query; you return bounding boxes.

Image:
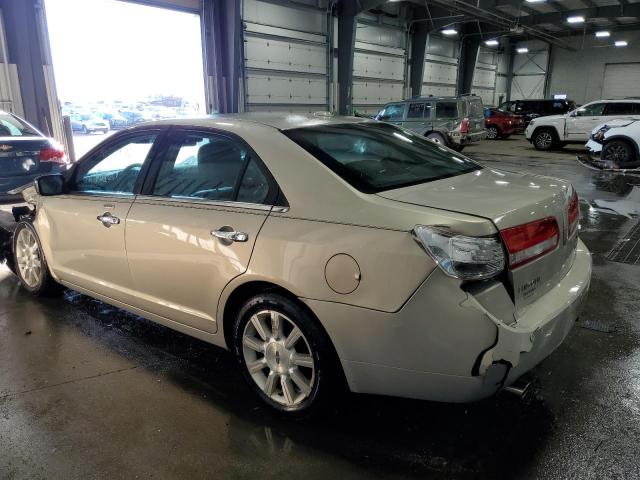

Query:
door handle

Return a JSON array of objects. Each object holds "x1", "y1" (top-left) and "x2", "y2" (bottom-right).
[
  {"x1": 97, "y1": 212, "x2": 120, "y2": 228},
  {"x1": 211, "y1": 229, "x2": 249, "y2": 243}
]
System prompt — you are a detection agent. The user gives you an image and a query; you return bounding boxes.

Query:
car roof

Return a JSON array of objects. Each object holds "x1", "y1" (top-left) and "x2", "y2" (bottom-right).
[{"x1": 150, "y1": 112, "x2": 371, "y2": 131}]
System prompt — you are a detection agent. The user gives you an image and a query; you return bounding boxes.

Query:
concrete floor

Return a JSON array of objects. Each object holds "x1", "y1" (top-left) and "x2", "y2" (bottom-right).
[{"x1": 2, "y1": 136, "x2": 640, "y2": 479}]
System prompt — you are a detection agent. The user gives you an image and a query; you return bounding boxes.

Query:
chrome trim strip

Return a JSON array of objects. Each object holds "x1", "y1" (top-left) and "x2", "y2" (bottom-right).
[{"x1": 134, "y1": 195, "x2": 273, "y2": 212}]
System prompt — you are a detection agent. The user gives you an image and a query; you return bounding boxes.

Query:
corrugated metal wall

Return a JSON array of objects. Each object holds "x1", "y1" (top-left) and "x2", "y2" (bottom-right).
[
  {"x1": 422, "y1": 35, "x2": 458, "y2": 97},
  {"x1": 242, "y1": 0, "x2": 329, "y2": 113},
  {"x1": 352, "y1": 16, "x2": 406, "y2": 115},
  {"x1": 471, "y1": 48, "x2": 497, "y2": 105},
  {"x1": 510, "y1": 40, "x2": 548, "y2": 101}
]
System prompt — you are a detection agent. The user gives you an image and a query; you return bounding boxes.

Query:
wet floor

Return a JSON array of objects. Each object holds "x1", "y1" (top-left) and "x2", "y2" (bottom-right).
[{"x1": 2, "y1": 138, "x2": 640, "y2": 479}]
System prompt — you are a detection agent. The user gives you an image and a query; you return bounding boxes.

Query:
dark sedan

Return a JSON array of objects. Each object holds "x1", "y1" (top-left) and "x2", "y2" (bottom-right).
[{"x1": 0, "y1": 111, "x2": 68, "y2": 203}]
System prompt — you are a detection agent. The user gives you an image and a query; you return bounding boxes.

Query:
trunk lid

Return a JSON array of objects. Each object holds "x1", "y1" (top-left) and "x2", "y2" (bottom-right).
[
  {"x1": 378, "y1": 168, "x2": 578, "y2": 311},
  {"x1": 0, "y1": 137, "x2": 50, "y2": 177}
]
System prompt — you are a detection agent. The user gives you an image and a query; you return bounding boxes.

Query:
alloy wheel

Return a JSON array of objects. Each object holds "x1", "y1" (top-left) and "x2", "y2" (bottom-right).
[
  {"x1": 15, "y1": 227, "x2": 43, "y2": 288},
  {"x1": 603, "y1": 144, "x2": 630, "y2": 162},
  {"x1": 487, "y1": 127, "x2": 498, "y2": 139},
  {"x1": 242, "y1": 309, "x2": 315, "y2": 407},
  {"x1": 535, "y1": 132, "x2": 553, "y2": 149}
]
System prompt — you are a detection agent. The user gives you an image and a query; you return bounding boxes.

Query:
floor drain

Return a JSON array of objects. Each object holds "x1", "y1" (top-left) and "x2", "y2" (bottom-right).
[
  {"x1": 607, "y1": 220, "x2": 640, "y2": 265},
  {"x1": 577, "y1": 318, "x2": 613, "y2": 333}
]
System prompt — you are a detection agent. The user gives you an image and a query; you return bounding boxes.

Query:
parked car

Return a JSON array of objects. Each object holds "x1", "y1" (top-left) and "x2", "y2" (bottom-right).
[
  {"x1": 70, "y1": 114, "x2": 110, "y2": 134},
  {"x1": 484, "y1": 108, "x2": 524, "y2": 139},
  {"x1": 119, "y1": 110, "x2": 151, "y2": 125},
  {"x1": 0, "y1": 110, "x2": 67, "y2": 203},
  {"x1": 10, "y1": 114, "x2": 591, "y2": 415},
  {"x1": 584, "y1": 119, "x2": 640, "y2": 168},
  {"x1": 525, "y1": 99, "x2": 640, "y2": 151},
  {"x1": 96, "y1": 112, "x2": 129, "y2": 130},
  {"x1": 375, "y1": 95, "x2": 487, "y2": 151},
  {"x1": 498, "y1": 99, "x2": 576, "y2": 127}
]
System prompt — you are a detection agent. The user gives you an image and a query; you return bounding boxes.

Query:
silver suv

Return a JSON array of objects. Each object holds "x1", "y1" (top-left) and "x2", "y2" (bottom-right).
[{"x1": 374, "y1": 95, "x2": 487, "y2": 151}]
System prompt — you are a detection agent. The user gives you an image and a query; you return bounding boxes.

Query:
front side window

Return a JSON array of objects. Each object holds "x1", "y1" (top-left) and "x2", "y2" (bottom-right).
[
  {"x1": 576, "y1": 103, "x2": 605, "y2": 116},
  {"x1": 436, "y1": 102, "x2": 458, "y2": 119},
  {"x1": 73, "y1": 133, "x2": 157, "y2": 195},
  {"x1": 377, "y1": 104, "x2": 405, "y2": 121},
  {"x1": 151, "y1": 132, "x2": 270, "y2": 204},
  {"x1": 285, "y1": 122, "x2": 480, "y2": 193}
]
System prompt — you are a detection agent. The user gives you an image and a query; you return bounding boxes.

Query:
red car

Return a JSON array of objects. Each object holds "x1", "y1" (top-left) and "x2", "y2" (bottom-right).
[{"x1": 484, "y1": 108, "x2": 524, "y2": 139}]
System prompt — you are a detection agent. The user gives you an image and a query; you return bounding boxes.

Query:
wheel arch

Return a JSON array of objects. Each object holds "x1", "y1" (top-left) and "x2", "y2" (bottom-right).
[
  {"x1": 219, "y1": 278, "x2": 349, "y2": 388},
  {"x1": 532, "y1": 125, "x2": 560, "y2": 139},
  {"x1": 604, "y1": 135, "x2": 640, "y2": 158}
]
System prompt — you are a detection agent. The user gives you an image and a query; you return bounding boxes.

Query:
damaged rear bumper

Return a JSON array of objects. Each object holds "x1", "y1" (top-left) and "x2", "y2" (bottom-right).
[{"x1": 302, "y1": 240, "x2": 591, "y2": 403}]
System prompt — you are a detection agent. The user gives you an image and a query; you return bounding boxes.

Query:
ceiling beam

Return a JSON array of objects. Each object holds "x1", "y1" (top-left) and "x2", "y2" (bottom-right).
[{"x1": 517, "y1": 3, "x2": 640, "y2": 26}]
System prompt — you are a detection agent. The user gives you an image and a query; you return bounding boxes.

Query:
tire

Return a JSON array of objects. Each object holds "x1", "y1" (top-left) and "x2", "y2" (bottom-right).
[
  {"x1": 12, "y1": 221, "x2": 62, "y2": 296},
  {"x1": 486, "y1": 126, "x2": 499, "y2": 140},
  {"x1": 602, "y1": 140, "x2": 635, "y2": 165},
  {"x1": 532, "y1": 128, "x2": 558, "y2": 151},
  {"x1": 232, "y1": 293, "x2": 338, "y2": 417},
  {"x1": 426, "y1": 132, "x2": 447, "y2": 145}
]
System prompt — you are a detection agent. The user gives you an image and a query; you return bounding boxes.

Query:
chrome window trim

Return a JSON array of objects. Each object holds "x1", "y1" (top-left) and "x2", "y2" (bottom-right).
[
  {"x1": 134, "y1": 194, "x2": 276, "y2": 212},
  {"x1": 57, "y1": 192, "x2": 136, "y2": 202}
]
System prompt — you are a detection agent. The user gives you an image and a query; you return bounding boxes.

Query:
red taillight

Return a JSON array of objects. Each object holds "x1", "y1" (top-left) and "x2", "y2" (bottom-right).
[
  {"x1": 567, "y1": 190, "x2": 579, "y2": 238},
  {"x1": 40, "y1": 145, "x2": 67, "y2": 165},
  {"x1": 460, "y1": 117, "x2": 470, "y2": 134},
  {"x1": 500, "y1": 217, "x2": 560, "y2": 269}
]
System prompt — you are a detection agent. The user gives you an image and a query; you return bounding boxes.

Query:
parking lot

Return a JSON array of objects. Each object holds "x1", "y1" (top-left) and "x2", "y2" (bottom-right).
[{"x1": 2, "y1": 137, "x2": 639, "y2": 479}]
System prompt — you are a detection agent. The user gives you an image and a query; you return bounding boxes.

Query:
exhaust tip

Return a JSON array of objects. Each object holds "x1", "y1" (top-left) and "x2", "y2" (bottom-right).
[{"x1": 503, "y1": 379, "x2": 531, "y2": 398}]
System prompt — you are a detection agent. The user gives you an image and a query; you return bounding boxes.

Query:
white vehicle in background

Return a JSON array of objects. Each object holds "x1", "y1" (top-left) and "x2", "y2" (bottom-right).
[
  {"x1": 583, "y1": 118, "x2": 640, "y2": 169},
  {"x1": 525, "y1": 99, "x2": 640, "y2": 151}
]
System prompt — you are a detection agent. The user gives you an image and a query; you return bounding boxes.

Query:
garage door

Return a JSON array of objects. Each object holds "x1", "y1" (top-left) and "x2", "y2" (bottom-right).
[{"x1": 603, "y1": 63, "x2": 640, "y2": 99}]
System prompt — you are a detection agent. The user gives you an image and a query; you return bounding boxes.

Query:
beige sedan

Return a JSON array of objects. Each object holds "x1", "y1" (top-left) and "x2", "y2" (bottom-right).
[{"x1": 12, "y1": 113, "x2": 591, "y2": 415}]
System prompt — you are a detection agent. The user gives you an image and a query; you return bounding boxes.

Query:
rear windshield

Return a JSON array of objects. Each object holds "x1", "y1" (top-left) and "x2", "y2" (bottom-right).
[
  {"x1": 468, "y1": 98, "x2": 484, "y2": 118},
  {"x1": 284, "y1": 122, "x2": 481, "y2": 193},
  {"x1": 0, "y1": 114, "x2": 40, "y2": 137}
]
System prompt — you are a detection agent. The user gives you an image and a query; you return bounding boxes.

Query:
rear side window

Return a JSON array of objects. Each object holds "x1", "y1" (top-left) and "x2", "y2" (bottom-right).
[
  {"x1": 436, "y1": 102, "x2": 458, "y2": 119},
  {"x1": 604, "y1": 103, "x2": 635, "y2": 115},
  {"x1": 0, "y1": 114, "x2": 40, "y2": 137},
  {"x1": 151, "y1": 132, "x2": 271, "y2": 204},
  {"x1": 467, "y1": 99, "x2": 484, "y2": 118},
  {"x1": 285, "y1": 122, "x2": 480, "y2": 193}
]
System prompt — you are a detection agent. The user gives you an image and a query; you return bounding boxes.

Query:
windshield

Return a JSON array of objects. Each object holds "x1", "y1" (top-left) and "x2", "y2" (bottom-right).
[
  {"x1": 284, "y1": 122, "x2": 481, "y2": 193},
  {"x1": 0, "y1": 114, "x2": 41, "y2": 137}
]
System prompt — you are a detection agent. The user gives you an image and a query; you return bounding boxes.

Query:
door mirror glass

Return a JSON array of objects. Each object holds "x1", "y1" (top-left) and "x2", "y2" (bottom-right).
[{"x1": 36, "y1": 174, "x2": 65, "y2": 196}]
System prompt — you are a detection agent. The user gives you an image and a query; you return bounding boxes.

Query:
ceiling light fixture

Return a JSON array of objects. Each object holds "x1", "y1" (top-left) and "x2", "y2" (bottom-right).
[
  {"x1": 485, "y1": 39, "x2": 499, "y2": 46},
  {"x1": 441, "y1": 28, "x2": 458, "y2": 35},
  {"x1": 525, "y1": 0, "x2": 546, "y2": 3},
  {"x1": 517, "y1": 47, "x2": 529, "y2": 53},
  {"x1": 615, "y1": 40, "x2": 628, "y2": 47},
  {"x1": 595, "y1": 31, "x2": 610, "y2": 37},
  {"x1": 567, "y1": 16, "x2": 585, "y2": 23}
]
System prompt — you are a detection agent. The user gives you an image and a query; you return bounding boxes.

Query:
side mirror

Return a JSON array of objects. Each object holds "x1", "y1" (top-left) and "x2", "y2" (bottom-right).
[{"x1": 36, "y1": 174, "x2": 65, "y2": 196}]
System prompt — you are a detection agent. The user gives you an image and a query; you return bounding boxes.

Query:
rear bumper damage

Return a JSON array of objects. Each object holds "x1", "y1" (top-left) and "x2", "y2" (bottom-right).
[{"x1": 304, "y1": 239, "x2": 591, "y2": 403}]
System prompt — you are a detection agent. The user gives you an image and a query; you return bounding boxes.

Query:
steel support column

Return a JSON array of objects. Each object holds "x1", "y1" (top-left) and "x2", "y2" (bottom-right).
[
  {"x1": 456, "y1": 36, "x2": 480, "y2": 95},
  {"x1": 408, "y1": 24, "x2": 428, "y2": 99},
  {"x1": 202, "y1": 0, "x2": 242, "y2": 113},
  {"x1": 336, "y1": 12, "x2": 356, "y2": 115},
  {"x1": 0, "y1": 0, "x2": 53, "y2": 133}
]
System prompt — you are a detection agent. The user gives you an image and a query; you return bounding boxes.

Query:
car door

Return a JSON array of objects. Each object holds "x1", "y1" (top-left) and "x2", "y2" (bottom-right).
[
  {"x1": 39, "y1": 130, "x2": 161, "y2": 300},
  {"x1": 404, "y1": 102, "x2": 430, "y2": 134},
  {"x1": 124, "y1": 129, "x2": 276, "y2": 334},
  {"x1": 565, "y1": 102, "x2": 606, "y2": 140},
  {"x1": 603, "y1": 102, "x2": 637, "y2": 122}
]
